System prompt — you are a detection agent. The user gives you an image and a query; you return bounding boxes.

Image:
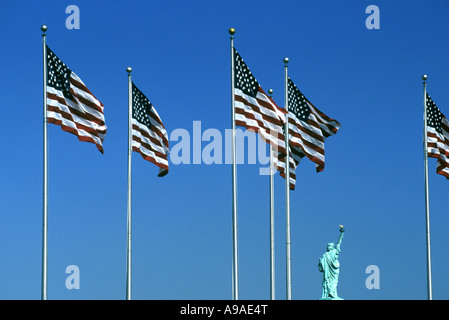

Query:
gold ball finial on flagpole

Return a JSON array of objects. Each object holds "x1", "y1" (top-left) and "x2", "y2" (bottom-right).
[
  {"x1": 283, "y1": 57, "x2": 289, "y2": 65},
  {"x1": 268, "y1": 88, "x2": 273, "y2": 96},
  {"x1": 229, "y1": 28, "x2": 235, "y2": 35},
  {"x1": 422, "y1": 74, "x2": 428, "y2": 81},
  {"x1": 41, "y1": 25, "x2": 47, "y2": 34},
  {"x1": 126, "y1": 67, "x2": 132, "y2": 74}
]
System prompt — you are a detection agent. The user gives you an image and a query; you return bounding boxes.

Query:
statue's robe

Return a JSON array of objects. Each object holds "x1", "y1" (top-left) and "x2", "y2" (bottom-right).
[{"x1": 318, "y1": 246, "x2": 341, "y2": 299}]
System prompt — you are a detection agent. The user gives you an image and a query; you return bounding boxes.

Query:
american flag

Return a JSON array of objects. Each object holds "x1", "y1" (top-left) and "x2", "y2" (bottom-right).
[
  {"x1": 426, "y1": 93, "x2": 449, "y2": 179},
  {"x1": 132, "y1": 82, "x2": 169, "y2": 177},
  {"x1": 233, "y1": 48, "x2": 287, "y2": 156},
  {"x1": 278, "y1": 77, "x2": 341, "y2": 189},
  {"x1": 46, "y1": 45, "x2": 107, "y2": 153}
]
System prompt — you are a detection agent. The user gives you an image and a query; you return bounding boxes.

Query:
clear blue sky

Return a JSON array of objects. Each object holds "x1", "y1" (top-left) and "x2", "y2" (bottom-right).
[{"x1": 1, "y1": 0, "x2": 449, "y2": 300}]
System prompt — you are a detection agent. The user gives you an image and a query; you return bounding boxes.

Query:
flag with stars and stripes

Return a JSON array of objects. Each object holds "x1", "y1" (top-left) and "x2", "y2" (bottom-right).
[
  {"x1": 233, "y1": 48, "x2": 287, "y2": 155},
  {"x1": 278, "y1": 77, "x2": 341, "y2": 189},
  {"x1": 46, "y1": 45, "x2": 107, "y2": 153},
  {"x1": 426, "y1": 93, "x2": 449, "y2": 179},
  {"x1": 131, "y1": 82, "x2": 169, "y2": 177}
]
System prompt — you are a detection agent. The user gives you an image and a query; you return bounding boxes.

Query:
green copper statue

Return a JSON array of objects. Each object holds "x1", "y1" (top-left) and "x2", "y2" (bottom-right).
[{"x1": 318, "y1": 225, "x2": 345, "y2": 300}]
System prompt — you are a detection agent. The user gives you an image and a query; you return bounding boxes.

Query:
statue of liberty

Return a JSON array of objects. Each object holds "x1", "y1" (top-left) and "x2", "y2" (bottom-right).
[{"x1": 318, "y1": 225, "x2": 345, "y2": 300}]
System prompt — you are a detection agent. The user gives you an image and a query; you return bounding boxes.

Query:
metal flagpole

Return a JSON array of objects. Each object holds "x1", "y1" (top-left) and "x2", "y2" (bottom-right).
[
  {"x1": 268, "y1": 88, "x2": 275, "y2": 300},
  {"x1": 229, "y1": 27, "x2": 239, "y2": 300},
  {"x1": 422, "y1": 74, "x2": 432, "y2": 300},
  {"x1": 41, "y1": 24, "x2": 48, "y2": 301},
  {"x1": 283, "y1": 57, "x2": 292, "y2": 300},
  {"x1": 126, "y1": 67, "x2": 133, "y2": 300}
]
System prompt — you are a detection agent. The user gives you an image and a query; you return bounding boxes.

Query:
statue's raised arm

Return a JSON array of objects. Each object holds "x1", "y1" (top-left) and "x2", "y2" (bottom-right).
[{"x1": 335, "y1": 225, "x2": 344, "y2": 251}]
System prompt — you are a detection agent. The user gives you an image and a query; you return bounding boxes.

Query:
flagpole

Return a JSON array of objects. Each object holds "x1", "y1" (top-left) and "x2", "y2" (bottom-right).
[
  {"x1": 41, "y1": 24, "x2": 48, "y2": 301},
  {"x1": 126, "y1": 66, "x2": 133, "y2": 300},
  {"x1": 229, "y1": 27, "x2": 239, "y2": 300},
  {"x1": 283, "y1": 57, "x2": 292, "y2": 300},
  {"x1": 422, "y1": 74, "x2": 432, "y2": 300},
  {"x1": 268, "y1": 88, "x2": 275, "y2": 300}
]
